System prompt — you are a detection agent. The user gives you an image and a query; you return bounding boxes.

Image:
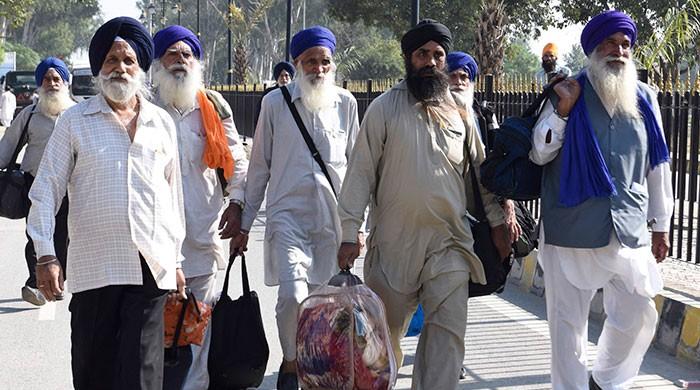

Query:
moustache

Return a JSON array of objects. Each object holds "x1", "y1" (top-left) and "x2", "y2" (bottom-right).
[
  {"x1": 104, "y1": 72, "x2": 131, "y2": 82},
  {"x1": 168, "y1": 64, "x2": 188, "y2": 72},
  {"x1": 415, "y1": 66, "x2": 439, "y2": 78}
]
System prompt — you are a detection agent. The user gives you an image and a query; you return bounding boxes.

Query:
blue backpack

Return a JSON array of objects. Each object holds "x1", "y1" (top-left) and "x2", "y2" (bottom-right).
[{"x1": 479, "y1": 81, "x2": 562, "y2": 201}]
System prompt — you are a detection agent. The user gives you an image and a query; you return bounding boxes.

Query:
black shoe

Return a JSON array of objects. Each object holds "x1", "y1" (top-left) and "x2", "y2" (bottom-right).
[
  {"x1": 459, "y1": 365, "x2": 468, "y2": 380},
  {"x1": 277, "y1": 364, "x2": 299, "y2": 390},
  {"x1": 589, "y1": 375, "x2": 603, "y2": 390}
]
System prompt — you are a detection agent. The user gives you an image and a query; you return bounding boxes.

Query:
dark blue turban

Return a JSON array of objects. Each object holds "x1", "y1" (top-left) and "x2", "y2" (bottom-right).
[
  {"x1": 88, "y1": 17, "x2": 154, "y2": 76},
  {"x1": 580, "y1": 10, "x2": 637, "y2": 56},
  {"x1": 153, "y1": 25, "x2": 202, "y2": 60},
  {"x1": 401, "y1": 19, "x2": 452, "y2": 57},
  {"x1": 290, "y1": 26, "x2": 336, "y2": 60},
  {"x1": 446, "y1": 51, "x2": 478, "y2": 81},
  {"x1": 35, "y1": 57, "x2": 70, "y2": 87},
  {"x1": 273, "y1": 61, "x2": 295, "y2": 80}
]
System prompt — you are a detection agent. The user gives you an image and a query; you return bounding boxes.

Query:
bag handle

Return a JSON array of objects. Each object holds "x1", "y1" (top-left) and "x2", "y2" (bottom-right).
[
  {"x1": 280, "y1": 85, "x2": 338, "y2": 198},
  {"x1": 7, "y1": 105, "x2": 35, "y2": 168},
  {"x1": 521, "y1": 77, "x2": 566, "y2": 118},
  {"x1": 221, "y1": 251, "x2": 251, "y2": 300},
  {"x1": 171, "y1": 288, "x2": 190, "y2": 347}
]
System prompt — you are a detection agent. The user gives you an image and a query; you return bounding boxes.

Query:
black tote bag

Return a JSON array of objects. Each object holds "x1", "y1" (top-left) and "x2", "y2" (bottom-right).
[
  {"x1": 208, "y1": 252, "x2": 269, "y2": 390},
  {"x1": 465, "y1": 152, "x2": 513, "y2": 298},
  {"x1": 0, "y1": 108, "x2": 34, "y2": 219}
]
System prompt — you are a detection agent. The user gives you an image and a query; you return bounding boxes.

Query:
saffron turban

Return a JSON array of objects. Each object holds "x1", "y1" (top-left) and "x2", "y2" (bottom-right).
[
  {"x1": 401, "y1": 19, "x2": 452, "y2": 57},
  {"x1": 88, "y1": 17, "x2": 154, "y2": 76},
  {"x1": 542, "y1": 43, "x2": 558, "y2": 57},
  {"x1": 446, "y1": 51, "x2": 478, "y2": 81},
  {"x1": 153, "y1": 25, "x2": 202, "y2": 60},
  {"x1": 35, "y1": 57, "x2": 70, "y2": 87},
  {"x1": 290, "y1": 26, "x2": 336, "y2": 60},
  {"x1": 580, "y1": 10, "x2": 637, "y2": 56},
  {"x1": 273, "y1": 61, "x2": 295, "y2": 80}
]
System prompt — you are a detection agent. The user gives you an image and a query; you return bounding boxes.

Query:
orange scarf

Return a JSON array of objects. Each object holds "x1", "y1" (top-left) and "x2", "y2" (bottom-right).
[{"x1": 197, "y1": 89, "x2": 235, "y2": 179}]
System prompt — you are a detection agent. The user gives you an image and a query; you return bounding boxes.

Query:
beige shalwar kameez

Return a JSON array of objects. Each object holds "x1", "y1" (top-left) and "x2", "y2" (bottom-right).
[{"x1": 338, "y1": 81, "x2": 504, "y2": 390}]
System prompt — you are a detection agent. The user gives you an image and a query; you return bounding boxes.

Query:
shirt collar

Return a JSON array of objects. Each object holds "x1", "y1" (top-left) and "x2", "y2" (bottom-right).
[{"x1": 83, "y1": 94, "x2": 155, "y2": 125}]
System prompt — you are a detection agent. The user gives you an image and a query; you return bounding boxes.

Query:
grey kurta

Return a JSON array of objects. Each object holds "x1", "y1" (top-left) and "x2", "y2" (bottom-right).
[
  {"x1": 338, "y1": 81, "x2": 505, "y2": 294},
  {"x1": 242, "y1": 82, "x2": 359, "y2": 286}
]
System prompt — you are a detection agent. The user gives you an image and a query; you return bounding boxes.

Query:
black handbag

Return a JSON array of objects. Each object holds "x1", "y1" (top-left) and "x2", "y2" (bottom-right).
[
  {"x1": 0, "y1": 107, "x2": 34, "y2": 219},
  {"x1": 208, "y1": 252, "x2": 269, "y2": 390},
  {"x1": 465, "y1": 152, "x2": 513, "y2": 298},
  {"x1": 512, "y1": 200, "x2": 538, "y2": 258}
]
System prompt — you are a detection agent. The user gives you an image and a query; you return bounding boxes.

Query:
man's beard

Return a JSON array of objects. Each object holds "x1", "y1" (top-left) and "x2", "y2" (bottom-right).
[
  {"x1": 96, "y1": 69, "x2": 151, "y2": 104},
  {"x1": 405, "y1": 60, "x2": 450, "y2": 104},
  {"x1": 450, "y1": 83, "x2": 475, "y2": 112},
  {"x1": 152, "y1": 60, "x2": 203, "y2": 110},
  {"x1": 542, "y1": 59, "x2": 556, "y2": 73},
  {"x1": 296, "y1": 67, "x2": 337, "y2": 112},
  {"x1": 587, "y1": 51, "x2": 639, "y2": 118},
  {"x1": 37, "y1": 87, "x2": 73, "y2": 118}
]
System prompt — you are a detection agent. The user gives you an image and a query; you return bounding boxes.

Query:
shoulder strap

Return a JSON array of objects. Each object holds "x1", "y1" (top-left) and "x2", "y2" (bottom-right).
[
  {"x1": 280, "y1": 85, "x2": 338, "y2": 198},
  {"x1": 464, "y1": 148, "x2": 487, "y2": 221},
  {"x1": 521, "y1": 77, "x2": 566, "y2": 118},
  {"x1": 9, "y1": 105, "x2": 36, "y2": 166},
  {"x1": 204, "y1": 89, "x2": 232, "y2": 120}
]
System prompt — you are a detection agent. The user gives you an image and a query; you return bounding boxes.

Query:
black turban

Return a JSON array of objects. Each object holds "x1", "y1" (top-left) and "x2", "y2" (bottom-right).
[
  {"x1": 401, "y1": 19, "x2": 452, "y2": 58},
  {"x1": 89, "y1": 17, "x2": 154, "y2": 76}
]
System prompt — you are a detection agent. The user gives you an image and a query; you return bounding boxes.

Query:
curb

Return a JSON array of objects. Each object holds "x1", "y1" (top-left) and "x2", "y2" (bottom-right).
[{"x1": 507, "y1": 250, "x2": 700, "y2": 367}]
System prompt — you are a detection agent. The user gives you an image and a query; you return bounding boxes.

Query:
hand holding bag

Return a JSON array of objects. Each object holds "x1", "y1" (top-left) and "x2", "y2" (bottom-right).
[
  {"x1": 164, "y1": 289, "x2": 212, "y2": 348},
  {"x1": 208, "y1": 252, "x2": 269, "y2": 390},
  {"x1": 0, "y1": 107, "x2": 34, "y2": 219}
]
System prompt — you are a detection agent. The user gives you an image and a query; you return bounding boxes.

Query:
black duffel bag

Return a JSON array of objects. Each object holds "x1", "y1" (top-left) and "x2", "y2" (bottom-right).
[
  {"x1": 208, "y1": 251, "x2": 269, "y2": 390},
  {"x1": 0, "y1": 108, "x2": 34, "y2": 219}
]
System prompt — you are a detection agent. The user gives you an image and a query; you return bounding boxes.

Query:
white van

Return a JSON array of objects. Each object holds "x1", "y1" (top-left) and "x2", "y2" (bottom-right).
[{"x1": 71, "y1": 67, "x2": 97, "y2": 101}]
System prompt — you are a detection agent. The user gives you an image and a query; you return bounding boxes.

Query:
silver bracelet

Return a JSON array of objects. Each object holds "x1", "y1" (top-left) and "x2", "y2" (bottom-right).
[{"x1": 36, "y1": 258, "x2": 59, "y2": 267}]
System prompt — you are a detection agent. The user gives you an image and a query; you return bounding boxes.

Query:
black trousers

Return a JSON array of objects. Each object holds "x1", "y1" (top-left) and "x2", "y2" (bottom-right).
[
  {"x1": 69, "y1": 257, "x2": 168, "y2": 390},
  {"x1": 24, "y1": 174, "x2": 69, "y2": 288}
]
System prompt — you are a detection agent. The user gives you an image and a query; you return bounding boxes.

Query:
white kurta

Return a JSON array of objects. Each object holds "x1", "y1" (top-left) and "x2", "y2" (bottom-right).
[
  {"x1": 530, "y1": 97, "x2": 674, "y2": 389},
  {"x1": 157, "y1": 92, "x2": 248, "y2": 278},
  {"x1": 241, "y1": 82, "x2": 359, "y2": 286}
]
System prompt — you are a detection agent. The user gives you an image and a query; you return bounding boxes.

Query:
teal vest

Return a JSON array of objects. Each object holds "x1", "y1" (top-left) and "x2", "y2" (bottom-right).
[{"x1": 541, "y1": 80, "x2": 654, "y2": 248}]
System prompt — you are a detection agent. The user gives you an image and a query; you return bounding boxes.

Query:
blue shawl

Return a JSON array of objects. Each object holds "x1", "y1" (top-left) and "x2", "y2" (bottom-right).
[{"x1": 558, "y1": 72, "x2": 670, "y2": 207}]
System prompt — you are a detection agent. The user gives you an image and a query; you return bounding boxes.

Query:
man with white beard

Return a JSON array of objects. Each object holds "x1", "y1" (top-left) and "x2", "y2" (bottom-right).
[
  {"x1": 234, "y1": 25, "x2": 359, "y2": 390},
  {"x1": 529, "y1": 10, "x2": 673, "y2": 390},
  {"x1": 152, "y1": 25, "x2": 248, "y2": 390},
  {"x1": 0, "y1": 57, "x2": 74, "y2": 306},
  {"x1": 27, "y1": 17, "x2": 186, "y2": 389}
]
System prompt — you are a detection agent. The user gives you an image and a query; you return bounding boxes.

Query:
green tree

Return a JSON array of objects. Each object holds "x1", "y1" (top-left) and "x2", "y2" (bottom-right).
[
  {"x1": 4, "y1": 41, "x2": 40, "y2": 70},
  {"x1": 327, "y1": 0, "x2": 557, "y2": 54},
  {"x1": 9, "y1": 0, "x2": 102, "y2": 61},
  {"x1": 0, "y1": 0, "x2": 36, "y2": 61},
  {"x1": 503, "y1": 39, "x2": 539, "y2": 75},
  {"x1": 563, "y1": 43, "x2": 587, "y2": 74},
  {"x1": 332, "y1": 23, "x2": 403, "y2": 80}
]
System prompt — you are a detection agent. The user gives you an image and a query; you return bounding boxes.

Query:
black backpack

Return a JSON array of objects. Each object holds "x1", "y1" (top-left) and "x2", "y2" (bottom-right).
[{"x1": 479, "y1": 81, "x2": 562, "y2": 200}]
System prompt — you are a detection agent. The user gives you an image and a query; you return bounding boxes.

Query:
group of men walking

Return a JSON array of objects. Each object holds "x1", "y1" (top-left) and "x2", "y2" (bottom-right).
[{"x1": 0, "y1": 8, "x2": 672, "y2": 390}]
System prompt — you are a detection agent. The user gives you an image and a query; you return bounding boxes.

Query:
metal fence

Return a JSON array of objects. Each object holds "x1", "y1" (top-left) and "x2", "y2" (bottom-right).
[{"x1": 212, "y1": 73, "x2": 700, "y2": 264}]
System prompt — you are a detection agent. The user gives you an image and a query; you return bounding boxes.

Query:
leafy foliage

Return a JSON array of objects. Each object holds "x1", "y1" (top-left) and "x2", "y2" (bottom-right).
[
  {"x1": 475, "y1": 0, "x2": 507, "y2": 75},
  {"x1": 503, "y1": 39, "x2": 539, "y2": 75},
  {"x1": 563, "y1": 44, "x2": 587, "y2": 74},
  {"x1": 4, "y1": 41, "x2": 40, "y2": 70}
]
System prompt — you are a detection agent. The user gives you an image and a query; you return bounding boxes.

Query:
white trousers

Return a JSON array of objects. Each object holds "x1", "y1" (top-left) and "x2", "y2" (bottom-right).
[
  {"x1": 276, "y1": 279, "x2": 320, "y2": 361},
  {"x1": 539, "y1": 248, "x2": 658, "y2": 390},
  {"x1": 364, "y1": 248, "x2": 470, "y2": 390},
  {"x1": 182, "y1": 273, "x2": 217, "y2": 390}
]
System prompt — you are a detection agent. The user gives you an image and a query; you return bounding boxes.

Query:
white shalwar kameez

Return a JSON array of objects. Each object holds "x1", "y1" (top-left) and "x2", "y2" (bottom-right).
[
  {"x1": 157, "y1": 91, "x2": 248, "y2": 390},
  {"x1": 530, "y1": 101, "x2": 674, "y2": 390},
  {"x1": 338, "y1": 81, "x2": 505, "y2": 390},
  {"x1": 241, "y1": 81, "x2": 359, "y2": 360}
]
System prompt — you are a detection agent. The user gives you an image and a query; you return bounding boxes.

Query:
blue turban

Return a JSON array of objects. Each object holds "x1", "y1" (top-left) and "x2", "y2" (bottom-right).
[
  {"x1": 153, "y1": 25, "x2": 202, "y2": 60},
  {"x1": 273, "y1": 61, "x2": 295, "y2": 80},
  {"x1": 88, "y1": 17, "x2": 154, "y2": 76},
  {"x1": 290, "y1": 26, "x2": 336, "y2": 60},
  {"x1": 446, "y1": 51, "x2": 478, "y2": 81},
  {"x1": 580, "y1": 10, "x2": 637, "y2": 56},
  {"x1": 35, "y1": 57, "x2": 70, "y2": 87}
]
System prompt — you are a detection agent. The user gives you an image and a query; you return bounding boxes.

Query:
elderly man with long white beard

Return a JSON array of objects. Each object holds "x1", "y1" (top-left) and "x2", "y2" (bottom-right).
[
  {"x1": 0, "y1": 57, "x2": 75, "y2": 306},
  {"x1": 151, "y1": 25, "x2": 248, "y2": 390},
  {"x1": 235, "y1": 25, "x2": 359, "y2": 390},
  {"x1": 530, "y1": 10, "x2": 674, "y2": 390},
  {"x1": 27, "y1": 17, "x2": 186, "y2": 389}
]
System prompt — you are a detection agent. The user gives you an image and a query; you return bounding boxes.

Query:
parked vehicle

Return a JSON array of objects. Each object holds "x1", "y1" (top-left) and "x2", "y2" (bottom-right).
[
  {"x1": 71, "y1": 67, "x2": 97, "y2": 101},
  {"x1": 4, "y1": 70, "x2": 35, "y2": 117}
]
